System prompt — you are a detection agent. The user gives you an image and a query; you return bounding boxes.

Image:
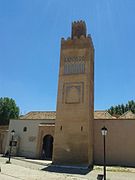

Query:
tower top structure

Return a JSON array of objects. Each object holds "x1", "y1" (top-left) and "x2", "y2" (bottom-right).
[
  {"x1": 61, "y1": 20, "x2": 94, "y2": 50},
  {"x1": 71, "y1": 20, "x2": 86, "y2": 39}
]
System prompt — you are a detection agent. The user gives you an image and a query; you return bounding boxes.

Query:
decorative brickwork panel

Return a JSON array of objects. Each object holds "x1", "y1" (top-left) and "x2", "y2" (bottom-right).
[
  {"x1": 63, "y1": 82, "x2": 84, "y2": 104},
  {"x1": 64, "y1": 56, "x2": 85, "y2": 75},
  {"x1": 66, "y1": 86, "x2": 80, "y2": 103}
]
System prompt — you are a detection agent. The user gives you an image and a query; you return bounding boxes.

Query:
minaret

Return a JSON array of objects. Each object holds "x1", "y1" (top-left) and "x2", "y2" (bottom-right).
[{"x1": 53, "y1": 20, "x2": 94, "y2": 167}]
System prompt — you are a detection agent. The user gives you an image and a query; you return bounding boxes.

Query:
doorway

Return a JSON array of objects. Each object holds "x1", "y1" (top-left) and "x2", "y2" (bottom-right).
[{"x1": 41, "y1": 135, "x2": 53, "y2": 160}]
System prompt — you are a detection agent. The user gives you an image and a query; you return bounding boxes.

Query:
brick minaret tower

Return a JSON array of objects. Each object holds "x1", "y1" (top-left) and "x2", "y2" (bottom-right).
[{"x1": 53, "y1": 20, "x2": 94, "y2": 167}]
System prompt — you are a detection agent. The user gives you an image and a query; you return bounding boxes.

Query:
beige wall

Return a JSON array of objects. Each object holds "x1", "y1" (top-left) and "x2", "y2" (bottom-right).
[
  {"x1": 94, "y1": 119, "x2": 135, "y2": 167},
  {"x1": 6, "y1": 119, "x2": 54, "y2": 158},
  {"x1": 0, "y1": 126, "x2": 8, "y2": 154},
  {"x1": 6, "y1": 118, "x2": 135, "y2": 167}
]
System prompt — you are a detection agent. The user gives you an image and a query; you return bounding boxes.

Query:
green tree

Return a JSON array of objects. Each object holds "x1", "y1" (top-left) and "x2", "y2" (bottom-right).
[
  {"x1": 121, "y1": 104, "x2": 125, "y2": 114},
  {"x1": 108, "y1": 100, "x2": 135, "y2": 116},
  {"x1": 125, "y1": 104, "x2": 129, "y2": 112},
  {"x1": 117, "y1": 104, "x2": 122, "y2": 115},
  {"x1": 114, "y1": 105, "x2": 119, "y2": 115},
  {"x1": 108, "y1": 106, "x2": 114, "y2": 115},
  {"x1": 0, "y1": 97, "x2": 19, "y2": 125}
]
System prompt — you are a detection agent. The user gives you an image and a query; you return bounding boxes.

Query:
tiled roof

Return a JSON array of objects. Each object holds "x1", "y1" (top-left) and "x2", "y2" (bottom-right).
[
  {"x1": 20, "y1": 111, "x2": 56, "y2": 120},
  {"x1": 118, "y1": 111, "x2": 135, "y2": 119},
  {"x1": 20, "y1": 110, "x2": 135, "y2": 120},
  {"x1": 20, "y1": 110, "x2": 116, "y2": 120},
  {"x1": 94, "y1": 111, "x2": 116, "y2": 119}
]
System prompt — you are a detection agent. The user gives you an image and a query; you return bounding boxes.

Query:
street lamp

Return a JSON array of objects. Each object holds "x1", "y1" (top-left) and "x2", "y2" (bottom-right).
[
  {"x1": 101, "y1": 126, "x2": 108, "y2": 180},
  {"x1": 7, "y1": 130, "x2": 15, "y2": 163}
]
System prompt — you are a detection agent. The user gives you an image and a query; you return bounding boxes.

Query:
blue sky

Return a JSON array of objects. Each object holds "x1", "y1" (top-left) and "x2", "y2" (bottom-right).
[{"x1": 0, "y1": 0, "x2": 135, "y2": 114}]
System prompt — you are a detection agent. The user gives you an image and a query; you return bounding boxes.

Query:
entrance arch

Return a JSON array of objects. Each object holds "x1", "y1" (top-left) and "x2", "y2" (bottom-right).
[{"x1": 41, "y1": 135, "x2": 53, "y2": 160}]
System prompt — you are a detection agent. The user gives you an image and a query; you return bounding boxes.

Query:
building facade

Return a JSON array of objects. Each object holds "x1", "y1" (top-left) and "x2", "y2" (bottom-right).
[
  {"x1": 5, "y1": 21, "x2": 135, "y2": 168},
  {"x1": 5, "y1": 110, "x2": 135, "y2": 167}
]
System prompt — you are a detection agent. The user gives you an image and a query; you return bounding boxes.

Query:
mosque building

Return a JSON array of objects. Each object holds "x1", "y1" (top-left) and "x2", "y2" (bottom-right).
[{"x1": 3, "y1": 21, "x2": 135, "y2": 167}]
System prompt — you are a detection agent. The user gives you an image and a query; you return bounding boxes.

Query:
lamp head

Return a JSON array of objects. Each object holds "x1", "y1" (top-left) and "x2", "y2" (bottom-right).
[
  {"x1": 101, "y1": 126, "x2": 108, "y2": 136},
  {"x1": 11, "y1": 129, "x2": 15, "y2": 136}
]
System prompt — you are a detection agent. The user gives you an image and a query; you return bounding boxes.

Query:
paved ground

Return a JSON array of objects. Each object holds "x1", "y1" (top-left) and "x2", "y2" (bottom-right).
[{"x1": 0, "y1": 156, "x2": 135, "y2": 179}]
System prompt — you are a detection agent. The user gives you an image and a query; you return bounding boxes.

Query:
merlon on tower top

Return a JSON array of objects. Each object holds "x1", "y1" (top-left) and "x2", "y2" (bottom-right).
[{"x1": 61, "y1": 20, "x2": 94, "y2": 49}]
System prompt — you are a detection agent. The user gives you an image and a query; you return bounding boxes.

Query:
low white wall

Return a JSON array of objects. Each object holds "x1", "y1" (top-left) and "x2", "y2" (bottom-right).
[{"x1": 6, "y1": 119, "x2": 54, "y2": 158}]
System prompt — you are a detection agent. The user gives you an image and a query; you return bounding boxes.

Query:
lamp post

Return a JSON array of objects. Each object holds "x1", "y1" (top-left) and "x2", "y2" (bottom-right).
[
  {"x1": 8, "y1": 130, "x2": 15, "y2": 163},
  {"x1": 101, "y1": 126, "x2": 108, "y2": 180}
]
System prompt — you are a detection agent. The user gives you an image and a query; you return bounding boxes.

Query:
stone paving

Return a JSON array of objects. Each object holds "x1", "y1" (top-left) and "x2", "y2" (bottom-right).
[{"x1": 0, "y1": 156, "x2": 135, "y2": 179}]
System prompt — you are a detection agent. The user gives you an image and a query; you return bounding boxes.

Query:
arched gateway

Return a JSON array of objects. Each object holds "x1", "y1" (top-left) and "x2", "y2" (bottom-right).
[{"x1": 41, "y1": 135, "x2": 53, "y2": 160}]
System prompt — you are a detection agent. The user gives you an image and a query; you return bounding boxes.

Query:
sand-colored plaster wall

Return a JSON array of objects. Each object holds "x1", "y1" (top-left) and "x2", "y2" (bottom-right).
[
  {"x1": 6, "y1": 119, "x2": 54, "y2": 158},
  {"x1": 94, "y1": 119, "x2": 135, "y2": 167},
  {"x1": 0, "y1": 126, "x2": 8, "y2": 154}
]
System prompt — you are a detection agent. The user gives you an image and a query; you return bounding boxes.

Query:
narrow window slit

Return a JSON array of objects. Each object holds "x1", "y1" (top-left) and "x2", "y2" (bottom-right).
[
  {"x1": 60, "y1": 126, "x2": 62, "y2": 131},
  {"x1": 81, "y1": 126, "x2": 83, "y2": 131}
]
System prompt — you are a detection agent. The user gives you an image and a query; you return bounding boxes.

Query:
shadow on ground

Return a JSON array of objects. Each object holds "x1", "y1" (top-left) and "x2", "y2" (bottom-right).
[{"x1": 41, "y1": 164, "x2": 93, "y2": 175}]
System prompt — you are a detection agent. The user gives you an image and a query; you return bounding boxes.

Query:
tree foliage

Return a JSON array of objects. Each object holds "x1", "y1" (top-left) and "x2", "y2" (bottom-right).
[
  {"x1": 0, "y1": 97, "x2": 19, "y2": 125},
  {"x1": 108, "y1": 100, "x2": 135, "y2": 116}
]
